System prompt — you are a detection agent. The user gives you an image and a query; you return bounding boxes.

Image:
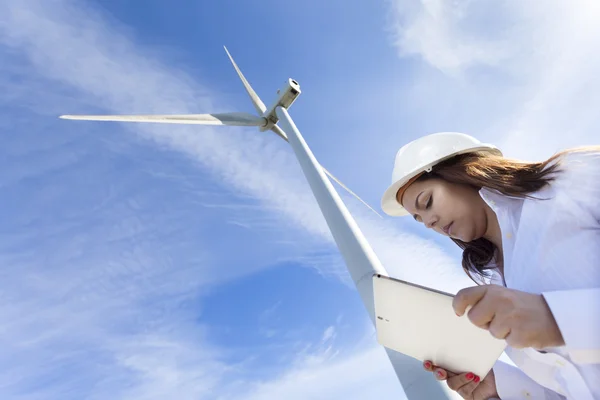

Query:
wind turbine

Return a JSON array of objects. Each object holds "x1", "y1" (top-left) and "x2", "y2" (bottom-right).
[{"x1": 60, "y1": 47, "x2": 453, "y2": 399}]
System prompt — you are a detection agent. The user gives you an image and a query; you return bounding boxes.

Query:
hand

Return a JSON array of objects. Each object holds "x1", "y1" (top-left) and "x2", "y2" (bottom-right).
[
  {"x1": 423, "y1": 361, "x2": 498, "y2": 400},
  {"x1": 453, "y1": 285, "x2": 564, "y2": 349}
]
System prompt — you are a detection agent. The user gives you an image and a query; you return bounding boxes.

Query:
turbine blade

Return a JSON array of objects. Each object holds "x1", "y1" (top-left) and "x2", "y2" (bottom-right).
[
  {"x1": 60, "y1": 112, "x2": 266, "y2": 127},
  {"x1": 270, "y1": 124, "x2": 289, "y2": 142},
  {"x1": 271, "y1": 126, "x2": 381, "y2": 218},
  {"x1": 223, "y1": 46, "x2": 267, "y2": 114}
]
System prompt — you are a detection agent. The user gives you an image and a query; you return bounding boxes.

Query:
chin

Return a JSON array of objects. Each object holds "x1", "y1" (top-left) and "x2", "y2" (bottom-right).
[
  {"x1": 464, "y1": 232, "x2": 485, "y2": 243},
  {"x1": 455, "y1": 229, "x2": 478, "y2": 243},
  {"x1": 453, "y1": 235, "x2": 470, "y2": 243}
]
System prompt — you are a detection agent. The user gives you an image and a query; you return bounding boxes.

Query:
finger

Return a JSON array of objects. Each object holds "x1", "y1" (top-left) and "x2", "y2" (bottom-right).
[
  {"x1": 489, "y1": 316, "x2": 511, "y2": 340},
  {"x1": 423, "y1": 361, "x2": 453, "y2": 374},
  {"x1": 457, "y1": 380, "x2": 479, "y2": 398},
  {"x1": 434, "y1": 368, "x2": 447, "y2": 381},
  {"x1": 446, "y1": 372, "x2": 476, "y2": 391},
  {"x1": 467, "y1": 294, "x2": 497, "y2": 329},
  {"x1": 433, "y1": 367, "x2": 457, "y2": 381},
  {"x1": 423, "y1": 360, "x2": 434, "y2": 371},
  {"x1": 453, "y1": 286, "x2": 488, "y2": 316}
]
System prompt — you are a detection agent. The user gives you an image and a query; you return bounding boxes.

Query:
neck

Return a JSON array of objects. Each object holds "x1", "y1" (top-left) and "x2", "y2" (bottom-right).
[{"x1": 483, "y1": 206, "x2": 503, "y2": 255}]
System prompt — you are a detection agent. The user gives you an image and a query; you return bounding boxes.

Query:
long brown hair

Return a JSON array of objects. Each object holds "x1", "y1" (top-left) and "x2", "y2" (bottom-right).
[{"x1": 414, "y1": 146, "x2": 600, "y2": 284}]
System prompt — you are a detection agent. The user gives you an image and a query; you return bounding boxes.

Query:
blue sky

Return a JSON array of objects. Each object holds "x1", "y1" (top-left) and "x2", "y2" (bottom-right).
[{"x1": 1, "y1": 0, "x2": 599, "y2": 399}]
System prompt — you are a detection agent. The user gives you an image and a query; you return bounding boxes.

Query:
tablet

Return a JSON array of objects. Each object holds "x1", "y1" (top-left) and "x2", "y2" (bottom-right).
[{"x1": 373, "y1": 274, "x2": 507, "y2": 378}]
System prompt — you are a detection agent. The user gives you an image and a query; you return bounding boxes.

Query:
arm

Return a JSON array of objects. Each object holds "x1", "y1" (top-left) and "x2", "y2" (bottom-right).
[
  {"x1": 493, "y1": 359, "x2": 565, "y2": 400},
  {"x1": 542, "y1": 151, "x2": 600, "y2": 363},
  {"x1": 542, "y1": 288, "x2": 600, "y2": 364}
]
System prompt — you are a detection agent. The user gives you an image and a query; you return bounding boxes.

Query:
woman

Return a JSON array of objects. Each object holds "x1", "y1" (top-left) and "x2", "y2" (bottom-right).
[{"x1": 380, "y1": 132, "x2": 600, "y2": 400}]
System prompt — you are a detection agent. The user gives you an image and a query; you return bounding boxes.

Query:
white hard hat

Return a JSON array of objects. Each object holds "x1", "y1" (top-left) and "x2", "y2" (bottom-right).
[{"x1": 381, "y1": 132, "x2": 502, "y2": 216}]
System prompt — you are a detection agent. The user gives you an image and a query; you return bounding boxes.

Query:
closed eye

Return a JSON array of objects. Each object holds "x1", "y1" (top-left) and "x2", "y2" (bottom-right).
[{"x1": 426, "y1": 196, "x2": 433, "y2": 209}]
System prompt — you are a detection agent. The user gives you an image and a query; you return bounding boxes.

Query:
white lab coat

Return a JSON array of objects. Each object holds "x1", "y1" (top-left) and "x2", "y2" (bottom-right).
[{"x1": 476, "y1": 150, "x2": 600, "y2": 399}]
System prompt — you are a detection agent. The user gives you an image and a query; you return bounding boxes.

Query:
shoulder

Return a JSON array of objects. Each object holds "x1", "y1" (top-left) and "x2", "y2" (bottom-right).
[
  {"x1": 546, "y1": 148, "x2": 600, "y2": 221},
  {"x1": 549, "y1": 148, "x2": 600, "y2": 191},
  {"x1": 552, "y1": 148, "x2": 600, "y2": 176}
]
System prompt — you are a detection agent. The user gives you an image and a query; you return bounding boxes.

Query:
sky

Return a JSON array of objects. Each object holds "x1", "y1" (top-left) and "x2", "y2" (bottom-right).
[{"x1": 1, "y1": 0, "x2": 599, "y2": 399}]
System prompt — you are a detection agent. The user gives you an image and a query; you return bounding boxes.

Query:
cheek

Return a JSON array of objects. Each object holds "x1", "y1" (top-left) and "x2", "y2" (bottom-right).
[
  {"x1": 444, "y1": 197, "x2": 482, "y2": 238},
  {"x1": 462, "y1": 205, "x2": 487, "y2": 238},
  {"x1": 437, "y1": 194, "x2": 464, "y2": 220}
]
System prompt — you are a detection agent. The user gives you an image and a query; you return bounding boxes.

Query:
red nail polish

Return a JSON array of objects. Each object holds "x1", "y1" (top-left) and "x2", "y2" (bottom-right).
[
  {"x1": 466, "y1": 372, "x2": 474, "y2": 380},
  {"x1": 474, "y1": 375, "x2": 480, "y2": 383},
  {"x1": 424, "y1": 361, "x2": 431, "y2": 369},
  {"x1": 436, "y1": 370, "x2": 444, "y2": 378}
]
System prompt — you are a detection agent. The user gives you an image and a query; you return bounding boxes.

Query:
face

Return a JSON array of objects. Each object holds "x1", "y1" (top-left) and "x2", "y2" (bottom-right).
[{"x1": 399, "y1": 177, "x2": 490, "y2": 242}]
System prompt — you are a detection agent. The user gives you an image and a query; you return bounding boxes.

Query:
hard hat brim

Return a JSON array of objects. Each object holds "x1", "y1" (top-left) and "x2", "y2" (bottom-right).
[{"x1": 381, "y1": 145, "x2": 502, "y2": 217}]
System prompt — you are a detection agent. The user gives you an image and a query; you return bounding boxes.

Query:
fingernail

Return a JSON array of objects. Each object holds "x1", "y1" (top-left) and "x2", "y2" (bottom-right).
[
  {"x1": 466, "y1": 372, "x2": 474, "y2": 380},
  {"x1": 474, "y1": 375, "x2": 480, "y2": 383},
  {"x1": 436, "y1": 369, "x2": 445, "y2": 378},
  {"x1": 424, "y1": 361, "x2": 432, "y2": 369}
]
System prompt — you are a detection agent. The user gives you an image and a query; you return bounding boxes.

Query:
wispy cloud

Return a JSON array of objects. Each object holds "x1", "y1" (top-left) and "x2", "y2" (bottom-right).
[
  {"x1": 321, "y1": 325, "x2": 336, "y2": 343},
  {"x1": 225, "y1": 320, "x2": 407, "y2": 400},
  {"x1": 387, "y1": 0, "x2": 600, "y2": 159},
  {"x1": 1, "y1": 0, "x2": 462, "y2": 281},
  {"x1": 387, "y1": 0, "x2": 514, "y2": 74},
  {"x1": 0, "y1": 0, "x2": 465, "y2": 398},
  {"x1": 234, "y1": 346, "x2": 405, "y2": 400}
]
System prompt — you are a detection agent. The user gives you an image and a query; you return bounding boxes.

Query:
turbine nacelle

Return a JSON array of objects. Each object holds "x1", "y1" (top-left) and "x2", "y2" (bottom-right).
[{"x1": 261, "y1": 78, "x2": 301, "y2": 132}]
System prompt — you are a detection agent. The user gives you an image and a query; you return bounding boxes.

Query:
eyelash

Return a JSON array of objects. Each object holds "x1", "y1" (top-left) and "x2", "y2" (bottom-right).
[{"x1": 413, "y1": 196, "x2": 433, "y2": 222}]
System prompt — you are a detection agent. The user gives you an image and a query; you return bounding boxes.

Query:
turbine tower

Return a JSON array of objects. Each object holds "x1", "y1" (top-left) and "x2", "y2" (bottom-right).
[{"x1": 60, "y1": 47, "x2": 453, "y2": 399}]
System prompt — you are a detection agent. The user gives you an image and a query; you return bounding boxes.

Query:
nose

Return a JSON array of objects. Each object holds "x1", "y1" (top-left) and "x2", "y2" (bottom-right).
[{"x1": 424, "y1": 215, "x2": 438, "y2": 229}]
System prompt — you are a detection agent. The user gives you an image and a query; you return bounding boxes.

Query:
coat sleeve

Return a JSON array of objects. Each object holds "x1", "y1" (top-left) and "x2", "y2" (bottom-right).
[
  {"x1": 493, "y1": 359, "x2": 566, "y2": 400},
  {"x1": 541, "y1": 149, "x2": 600, "y2": 364},
  {"x1": 542, "y1": 289, "x2": 600, "y2": 364}
]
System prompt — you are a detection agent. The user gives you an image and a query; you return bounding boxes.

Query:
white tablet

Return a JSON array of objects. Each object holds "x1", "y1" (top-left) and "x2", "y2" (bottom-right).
[{"x1": 373, "y1": 274, "x2": 507, "y2": 378}]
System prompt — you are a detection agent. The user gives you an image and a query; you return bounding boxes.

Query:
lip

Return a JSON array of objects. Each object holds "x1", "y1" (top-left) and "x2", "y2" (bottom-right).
[{"x1": 442, "y1": 222, "x2": 454, "y2": 235}]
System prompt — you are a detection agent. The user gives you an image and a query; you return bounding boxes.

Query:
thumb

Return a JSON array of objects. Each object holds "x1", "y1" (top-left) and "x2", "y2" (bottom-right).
[{"x1": 453, "y1": 286, "x2": 488, "y2": 316}]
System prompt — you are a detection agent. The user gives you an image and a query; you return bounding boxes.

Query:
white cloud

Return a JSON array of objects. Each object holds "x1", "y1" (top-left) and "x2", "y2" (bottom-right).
[
  {"x1": 387, "y1": 0, "x2": 600, "y2": 159},
  {"x1": 0, "y1": 0, "x2": 468, "y2": 398},
  {"x1": 321, "y1": 325, "x2": 336, "y2": 343},
  {"x1": 239, "y1": 347, "x2": 406, "y2": 400},
  {"x1": 387, "y1": 0, "x2": 515, "y2": 74},
  {"x1": 0, "y1": 0, "x2": 465, "y2": 285},
  {"x1": 232, "y1": 325, "x2": 407, "y2": 400}
]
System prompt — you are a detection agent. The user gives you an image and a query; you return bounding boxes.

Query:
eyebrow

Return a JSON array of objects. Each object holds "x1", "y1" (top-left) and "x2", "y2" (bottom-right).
[{"x1": 415, "y1": 192, "x2": 423, "y2": 210}]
